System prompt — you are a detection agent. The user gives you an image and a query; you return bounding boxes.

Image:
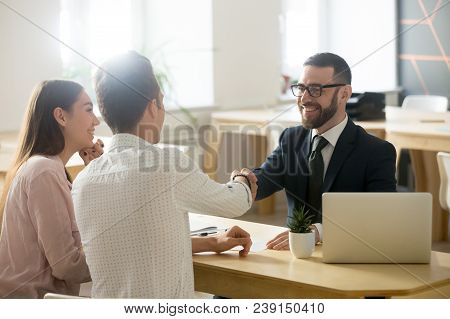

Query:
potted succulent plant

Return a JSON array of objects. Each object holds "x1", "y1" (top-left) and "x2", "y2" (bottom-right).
[{"x1": 287, "y1": 204, "x2": 315, "y2": 259}]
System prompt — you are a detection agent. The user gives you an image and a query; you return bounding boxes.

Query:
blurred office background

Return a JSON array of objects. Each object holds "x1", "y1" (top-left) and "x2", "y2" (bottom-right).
[{"x1": 0, "y1": 0, "x2": 449, "y2": 241}]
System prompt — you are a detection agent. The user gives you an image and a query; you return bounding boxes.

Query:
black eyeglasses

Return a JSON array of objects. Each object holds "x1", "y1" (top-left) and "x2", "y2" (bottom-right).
[{"x1": 290, "y1": 83, "x2": 346, "y2": 98}]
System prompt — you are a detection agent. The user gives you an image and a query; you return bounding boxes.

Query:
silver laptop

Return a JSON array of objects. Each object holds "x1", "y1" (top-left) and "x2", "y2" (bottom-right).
[{"x1": 322, "y1": 193, "x2": 432, "y2": 263}]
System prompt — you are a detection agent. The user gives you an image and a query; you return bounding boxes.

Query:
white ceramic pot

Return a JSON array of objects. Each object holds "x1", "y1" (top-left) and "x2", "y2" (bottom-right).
[{"x1": 289, "y1": 231, "x2": 315, "y2": 259}]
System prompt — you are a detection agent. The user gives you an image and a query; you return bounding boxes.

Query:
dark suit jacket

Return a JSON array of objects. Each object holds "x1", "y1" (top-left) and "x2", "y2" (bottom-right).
[{"x1": 254, "y1": 119, "x2": 397, "y2": 223}]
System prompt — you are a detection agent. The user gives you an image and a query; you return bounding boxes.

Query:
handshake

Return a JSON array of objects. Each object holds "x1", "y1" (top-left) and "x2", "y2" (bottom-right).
[{"x1": 230, "y1": 168, "x2": 258, "y2": 201}]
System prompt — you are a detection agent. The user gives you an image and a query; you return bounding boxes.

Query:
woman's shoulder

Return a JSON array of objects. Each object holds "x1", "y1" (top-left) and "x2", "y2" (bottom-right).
[{"x1": 17, "y1": 155, "x2": 65, "y2": 181}]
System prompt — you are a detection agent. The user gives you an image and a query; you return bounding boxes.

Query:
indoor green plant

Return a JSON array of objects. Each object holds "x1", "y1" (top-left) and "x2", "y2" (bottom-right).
[{"x1": 287, "y1": 203, "x2": 315, "y2": 258}]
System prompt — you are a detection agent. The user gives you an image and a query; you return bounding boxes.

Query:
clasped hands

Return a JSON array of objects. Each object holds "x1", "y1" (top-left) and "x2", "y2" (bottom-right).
[
  {"x1": 230, "y1": 168, "x2": 258, "y2": 201},
  {"x1": 79, "y1": 138, "x2": 104, "y2": 166}
]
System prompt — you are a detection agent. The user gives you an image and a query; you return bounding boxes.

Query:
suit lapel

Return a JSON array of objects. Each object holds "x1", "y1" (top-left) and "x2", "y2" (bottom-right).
[{"x1": 323, "y1": 120, "x2": 358, "y2": 192}]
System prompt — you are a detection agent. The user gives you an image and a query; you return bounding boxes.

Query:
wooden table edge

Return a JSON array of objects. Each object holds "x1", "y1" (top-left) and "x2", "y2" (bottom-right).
[{"x1": 193, "y1": 261, "x2": 450, "y2": 299}]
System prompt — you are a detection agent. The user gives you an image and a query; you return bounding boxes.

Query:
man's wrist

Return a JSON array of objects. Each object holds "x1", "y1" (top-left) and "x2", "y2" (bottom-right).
[
  {"x1": 229, "y1": 178, "x2": 253, "y2": 205},
  {"x1": 208, "y1": 236, "x2": 219, "y2": 252},
  {"x1": 192, "y1": 236, "x2": 218, "y2": 253},
  {"x1": 233, "y1": 176, "x2": 250, "y2": 187},
  {"x1": 312, "y1": 223, "x2": 323, "y2": 242}
]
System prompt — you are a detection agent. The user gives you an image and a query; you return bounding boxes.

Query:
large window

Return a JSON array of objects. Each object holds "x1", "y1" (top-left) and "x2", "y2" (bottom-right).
[
  {"x1": 281, "y1": 0, "x2": 397, "y2": 93},
  {"x1": 60, "y1": 0, "x2": 213, "y2": 109},
  {"x1": 281, "y1": 0, "x2": 322, "y2": 82},
  {"x1": 325, "y1": 0, "x2": 397, "y2": 92},
  {"x1": 59, "y1": 0, "x2": 397, "y2": 109}
]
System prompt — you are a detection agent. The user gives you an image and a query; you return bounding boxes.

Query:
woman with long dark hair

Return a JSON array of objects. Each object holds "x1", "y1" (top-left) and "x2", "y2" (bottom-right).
[{"x1": 0, "y1": 80, "x2": 102, "y2": 298}]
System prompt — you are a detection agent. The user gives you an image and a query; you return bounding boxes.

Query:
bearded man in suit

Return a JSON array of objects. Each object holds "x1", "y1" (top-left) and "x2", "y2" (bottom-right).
[{"x1": 253, "y1": 53, "x2": 397, "y2": 249}]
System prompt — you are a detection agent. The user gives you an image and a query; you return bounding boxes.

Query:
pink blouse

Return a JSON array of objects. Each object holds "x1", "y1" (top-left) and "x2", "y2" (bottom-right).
[{"x1": 0, "y1": 155, "x2": 90, "y2": 298}]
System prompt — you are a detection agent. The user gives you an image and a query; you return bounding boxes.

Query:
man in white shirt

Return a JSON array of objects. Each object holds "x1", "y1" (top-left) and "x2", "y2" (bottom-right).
[
  {"x1": 253, "y1": 53, "x2": 397, "y2": 249},
  {"x1": 72, "y1": 51, "x2": 257, "y2": 298}
]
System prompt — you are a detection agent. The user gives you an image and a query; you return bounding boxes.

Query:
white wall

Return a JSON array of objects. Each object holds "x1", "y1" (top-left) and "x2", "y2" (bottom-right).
[
  {"x1": 212, "y1": 0, "x2": 282, "y2": 109},
  {"x1": 0, "y1": 0, "x2": 62, "y2": 132},
  {"x1": 325, "y1": 0, "x2": 397, "y2": 92}
]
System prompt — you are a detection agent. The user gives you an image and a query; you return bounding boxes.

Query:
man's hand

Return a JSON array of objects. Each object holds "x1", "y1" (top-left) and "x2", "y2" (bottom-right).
[
  {"x1": 231, "y1": 168, "x2": 258, "y2": 201},
  {"x1": 310, "y1": 225, "x2": 320, "y2": 244},
  {"x1": 266, "y1": 230, "x2": 289, "y2": 250},
  {"x1": 267, "y1": 226, "x2": 320, "y2": 250},
  {"x1": 79, "y1": 139, "x2": 104, "y2": 166},
  {"x1": 212, "y1": 226, "x2": 252, "y2": 256}
]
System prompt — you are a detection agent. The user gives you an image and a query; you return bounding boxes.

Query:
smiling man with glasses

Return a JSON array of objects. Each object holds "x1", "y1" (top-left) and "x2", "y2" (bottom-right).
[{"x1": 252, "y1": 52, "x2": 397, "y2": 250}]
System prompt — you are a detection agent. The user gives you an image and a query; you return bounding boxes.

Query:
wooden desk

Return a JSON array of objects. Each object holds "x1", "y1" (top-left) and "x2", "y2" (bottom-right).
[
  {"x1": 385, "y1": 123, "x2": 450, "y2": 241},
  {"x1": 191, "y1": 213, "x2": 450, "y2": 299},
  {"x1": 204, "y1": 108, "x2": 450, "y2": 241},
  {"x1": 0, "y1": 132, "x2": 107, "y2": 182}
]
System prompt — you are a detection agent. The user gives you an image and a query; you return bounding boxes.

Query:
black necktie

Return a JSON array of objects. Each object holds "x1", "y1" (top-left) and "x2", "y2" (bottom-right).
[{"x1": 307, "y1": 135, "x2": 329, "y2": 221}]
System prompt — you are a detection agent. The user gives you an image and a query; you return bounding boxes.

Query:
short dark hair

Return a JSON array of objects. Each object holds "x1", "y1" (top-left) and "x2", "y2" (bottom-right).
[
  {"x1": 94, "y1": 51, "x2": 160, "y2": 133},
  {"x1": 303, "y1": 52, "x2": 352, "y2": 84}
]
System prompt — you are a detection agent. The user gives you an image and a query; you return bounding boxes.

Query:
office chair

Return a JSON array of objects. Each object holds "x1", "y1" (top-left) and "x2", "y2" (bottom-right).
[
  {"x1": 437, "y1": 152, "x2": 450, "y2": 240},
  {"x1": 402, "y1": 95, "x2": 448, "y2": 113},
  {"x1": 395, "y1": 96, "x2": 448, "y2": 191},
  {"x1": 437, "y1": 152, "x2": 450, "y2": 212}
]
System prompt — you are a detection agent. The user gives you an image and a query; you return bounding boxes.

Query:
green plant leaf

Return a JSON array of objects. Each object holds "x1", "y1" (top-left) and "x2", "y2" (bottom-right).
[{"x1": 287, "y1": 204, "x2": 313, "y2": 233}]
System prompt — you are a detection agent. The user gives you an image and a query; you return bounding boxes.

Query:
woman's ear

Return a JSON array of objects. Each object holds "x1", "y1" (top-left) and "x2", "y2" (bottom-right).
[{"x1": 53, "y1": 107, "x2": 67, "y2": 127}]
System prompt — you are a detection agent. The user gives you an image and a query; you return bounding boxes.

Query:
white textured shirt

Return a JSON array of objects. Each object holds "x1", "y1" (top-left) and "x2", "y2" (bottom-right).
[
  {"x1": 72, "y1": 134, "x2": 252, "y2": 298},
  {"x1": 311, "y1": 115, "x2": 348, "y2": 178},
  {"x1": 310, "y1": 115, "x2": 348, "y2": 240}
]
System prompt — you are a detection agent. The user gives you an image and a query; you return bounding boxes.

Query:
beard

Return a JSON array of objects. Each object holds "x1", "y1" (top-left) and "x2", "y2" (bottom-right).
[{"x1": 300, "y1": 90, "x2": 339, "y2": 129}]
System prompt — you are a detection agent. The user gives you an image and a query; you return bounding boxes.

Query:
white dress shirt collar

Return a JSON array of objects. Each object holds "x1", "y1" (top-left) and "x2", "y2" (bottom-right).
[
  {"x1": 311, "y1": 114, "x2": 348, "y2": 147},
  {"x1": 107, "y1": 133, "x2": 153, "y2": 152}
]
